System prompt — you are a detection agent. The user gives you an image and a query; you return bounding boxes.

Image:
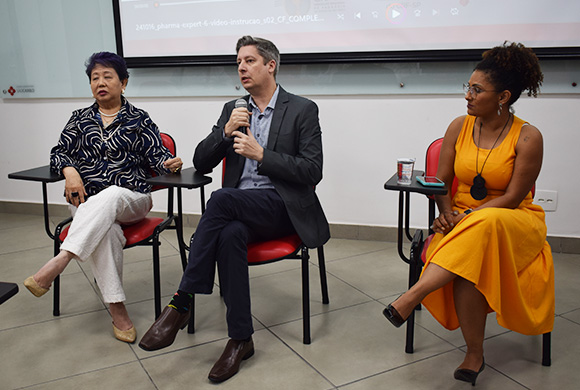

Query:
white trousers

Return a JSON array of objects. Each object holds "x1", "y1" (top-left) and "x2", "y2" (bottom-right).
[{"x1": 60, "y1": 186, "x2": 152, "y2": 303}]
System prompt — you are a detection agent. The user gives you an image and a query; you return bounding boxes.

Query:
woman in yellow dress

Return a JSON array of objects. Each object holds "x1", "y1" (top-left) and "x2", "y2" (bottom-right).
[{"x1": 383, "y1": 42, "x2": 554, "y2": 386}]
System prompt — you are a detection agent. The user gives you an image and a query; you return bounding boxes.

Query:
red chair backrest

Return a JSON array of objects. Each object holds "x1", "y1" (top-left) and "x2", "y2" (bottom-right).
[
  {"x1": 426, "y1": 138, "x2": 458, "y2": 198},
  {"x1": 160, "y1": 133, "x2": 176, "y2": 156},
  {"x1": 151, "y1": 132, "x2": 176, "y2": 192}
]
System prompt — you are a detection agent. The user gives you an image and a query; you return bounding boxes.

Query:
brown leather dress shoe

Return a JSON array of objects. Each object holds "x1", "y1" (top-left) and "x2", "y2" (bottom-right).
[
  {"x1": 208, "y1": 337, "x2": 254, "y2": 383},
  {"x1": 138, "y1": 306, "x2": 190, "y2": 351}
]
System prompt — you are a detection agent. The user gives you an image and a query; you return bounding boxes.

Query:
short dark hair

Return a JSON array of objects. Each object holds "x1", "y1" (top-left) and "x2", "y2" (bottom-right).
[
  {"x1": 85, "y1": 52, "x2": 129, "y2": 81},
  {"x1": 236, "y1": 36, "x2": 280, "y2": 77},
  {"x1": 475, "y1": 41, "x2": 543, "y2": 106}
]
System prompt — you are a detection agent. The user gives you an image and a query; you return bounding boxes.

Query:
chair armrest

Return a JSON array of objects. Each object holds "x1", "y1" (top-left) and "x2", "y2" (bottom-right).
[
  {"x1": 8, "y1": 165, "x2": 64, "y2": 183},
  {"x1": 146, "y1": 167, "x2": 212, "y2": 189}
]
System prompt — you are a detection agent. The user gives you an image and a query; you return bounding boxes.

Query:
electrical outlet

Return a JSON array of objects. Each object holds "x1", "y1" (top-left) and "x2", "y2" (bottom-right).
[{"x1": 534, "y1": 190, "x2": 558, "y2": 212}]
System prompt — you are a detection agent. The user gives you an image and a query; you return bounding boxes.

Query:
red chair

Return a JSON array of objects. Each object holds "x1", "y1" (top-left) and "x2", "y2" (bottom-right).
[
  {"x1": 188, "y1": 160, "x2": 329, "y2": 344},
  {"x1": 10, "y1": 133, "x2": 190, "y2": 320},
  {"x1": 406, "y1": 138, "x2": 551, "y2": 366}
]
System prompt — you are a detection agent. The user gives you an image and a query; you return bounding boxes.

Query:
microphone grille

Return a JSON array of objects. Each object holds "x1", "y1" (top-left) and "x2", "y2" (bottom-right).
[{"x1": 235, "y1": 98, "x2": 247, "y2": 109}]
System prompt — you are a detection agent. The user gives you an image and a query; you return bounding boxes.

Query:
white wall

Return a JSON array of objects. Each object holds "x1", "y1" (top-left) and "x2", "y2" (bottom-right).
[{"x1": 1, "y1": 93, "x2": 579, "y2": 237}]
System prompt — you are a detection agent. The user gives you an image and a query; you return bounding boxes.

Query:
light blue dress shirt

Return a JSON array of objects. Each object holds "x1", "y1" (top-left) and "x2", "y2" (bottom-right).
[{"x1": 237, "y1": 86, "x2": 280, "y2": 190}]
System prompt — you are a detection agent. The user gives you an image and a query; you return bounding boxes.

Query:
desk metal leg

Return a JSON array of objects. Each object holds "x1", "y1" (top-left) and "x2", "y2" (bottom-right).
[
  {"x1": 42, "y1": 183, "x2": 55, "y2": 240},
  {"x1": 397, "y1": 192, "x2": 410, "y2": 264},
  {"x1": 200, "y1": 187, "x2": 206, "y2": 214},
  {"x1": 404, "y1": 191, "x2": 413, "y2": 241},
  {"x1": 176, "y1": 188, "x2": 188, "y2": 269}
]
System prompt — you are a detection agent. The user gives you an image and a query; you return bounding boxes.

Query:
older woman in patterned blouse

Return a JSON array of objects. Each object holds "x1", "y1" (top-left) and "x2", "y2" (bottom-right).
[{"x1": 23, "y1": 52, "x2": 182, "y2": 343}]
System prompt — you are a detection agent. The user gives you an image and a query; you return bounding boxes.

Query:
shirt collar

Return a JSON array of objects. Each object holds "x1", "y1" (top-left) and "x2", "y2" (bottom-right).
[
  {"x1": 249, "y1": 85, "x2": 280, "y2": 114},
  {"x1": 92, "y1": 95, "x2": 128, "y2": 121}
]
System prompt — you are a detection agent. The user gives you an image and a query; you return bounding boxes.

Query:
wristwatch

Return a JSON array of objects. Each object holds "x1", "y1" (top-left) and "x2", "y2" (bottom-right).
[{"x1": 464, "y1": 208, "x2": 473, "y2": 215}]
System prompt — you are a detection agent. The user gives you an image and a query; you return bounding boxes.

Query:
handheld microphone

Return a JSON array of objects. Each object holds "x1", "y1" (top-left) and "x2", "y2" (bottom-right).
[{"x1": 234, "y1": 98, "x2": 247, "y2": 134}]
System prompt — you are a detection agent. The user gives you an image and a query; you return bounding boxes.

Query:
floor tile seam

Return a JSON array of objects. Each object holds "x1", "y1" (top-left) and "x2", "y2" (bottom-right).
[
  {"x1": 335, "y1": 347, "x2": 531, "y2": 390},
  {"x1": 335, "y1": 350, "x2": 459, "y2": 389},
  {"x1": 135, "y1": 327, "x2": 336, "y2": 388},
  {"x1": 125, "y1": 237, "x2": 181, "y2": 257},
  {"x1": 123, "y1": 296, "x2": 163, "y2": 307},
  {"x1": 392, "y1": 310, "x2": 520, "y2": 350},
  {"x1": 0, "y1": 244, "x2": 54, "y2": 257},
  {"x1": 323, "y1": 247, "x2": 397, "y2": 264},
  {"x1": 557, "y1": 307, "x2": 580, "y2": 317},
  {"x1": 251, "y1": 313, "x2": 268, "y2": 332},
  {"x1": 258, "y1": 300, "x2": 376, "y2": 331},
  {"x1": 556, "y1": 313, "x2": 580, "y2": 327},
  {"x1": 453, "y1": 343, "x2": 538, "y2": 389},
  {"x1": 11, "y1": 360, "x2": 140, "y2": 390},
  {"x1": 246, "y1": 256, "x2": 363, "y2": 282},
  {"x1": 108, "y1": 284, "x2": 181, "y2": 304},
  {"x1": 248, "y1": 263, "x2": 303, "y2": 281},
  {"x1": 316, "y1": 265, "x2": 393, "y2": 303},
  {"x1": 76, "y1": 263, "x2": 109, "y2": 304},
  {"x1": 409, "y1": 320, "x2": 461, "y2": 350},
  {"x1": 135, "y1": 357, "x2": 161, "y2": 390},
  {"x1": 34, "y1": 258, "x2": 102, "y2": 301},
  {"x1": 486, "y1": 364, "x2": 533, "y2": 390},
  {"x1": 251, "y1": 309, "x2": 304, "y2": 331},
  {"x1": 124, "y1": 252, "x2": 183, "y2": 266},
  {"x1": 0, "y1": 225, "x2": 49, "y2": 233},
  {"x1": 413, "y1": 318, "x2": 529, "y2": 349},
  {"x1": 135, "y1": 334, "x2": 231, "y2": 362},
  {"x1": 374, "y1": 290, "x2": 408, "y2": 303},
  {"x1": 260, "y1": 325, "x2": 338, "y2": 389},
  {"x1": 158, "y1": 234, "x2": 185, "y2": 254},
  {"x1": 0, "y1": 307, "x2": 109, "y2": 333}
]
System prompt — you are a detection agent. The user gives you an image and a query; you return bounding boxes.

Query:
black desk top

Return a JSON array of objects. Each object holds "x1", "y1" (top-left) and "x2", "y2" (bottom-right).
[
  {"x1": 384, "y1": 170, "x2": 448, "y2": 196},
  {"x1": 8, "y1": 165, "x2": 64, "y2": 183},
  {"x1": 146, "y1": 167, "x2": 212, "y2": 189},
  {"x1": 0, "y1": 282, "x2": 18, "y2": 305},
  {"x1": 8, "y1": 165, "x2": 212, "y2": 189}
]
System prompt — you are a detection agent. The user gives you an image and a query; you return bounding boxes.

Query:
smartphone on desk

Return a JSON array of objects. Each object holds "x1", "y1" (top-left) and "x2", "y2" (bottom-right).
[{"x1": 416, "y1": 175, "x2": 445, "y2": 187}]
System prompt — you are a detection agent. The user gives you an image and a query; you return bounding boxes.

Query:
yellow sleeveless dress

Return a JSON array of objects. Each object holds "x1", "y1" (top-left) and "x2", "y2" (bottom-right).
[{"x1": 422, "y1": 115, "x2": 554, "y2": 335}]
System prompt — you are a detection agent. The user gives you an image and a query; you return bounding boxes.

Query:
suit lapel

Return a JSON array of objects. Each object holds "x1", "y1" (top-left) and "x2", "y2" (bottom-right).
[{"x1": 267, "y1": 87, "x2": 289, "y2": 150}]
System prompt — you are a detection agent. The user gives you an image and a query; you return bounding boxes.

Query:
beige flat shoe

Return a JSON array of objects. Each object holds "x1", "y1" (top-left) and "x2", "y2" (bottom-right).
[
  {"x1": 23, "y1": 276, "x2": 50, "y2": 297},
  {"x1": 113, "y1": 323, "x2": 137, "y2": 343}
]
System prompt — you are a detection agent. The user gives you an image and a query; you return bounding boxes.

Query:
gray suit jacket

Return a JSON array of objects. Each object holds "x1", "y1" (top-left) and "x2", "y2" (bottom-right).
[{"x1": 193, "y1": 86, "x2": 330, "y2": 248}]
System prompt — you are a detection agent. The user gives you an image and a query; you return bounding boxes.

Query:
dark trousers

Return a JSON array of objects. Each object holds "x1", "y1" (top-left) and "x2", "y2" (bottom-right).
[{"x1": 179, "y1": 188, "x2": 295, "y2": 340}]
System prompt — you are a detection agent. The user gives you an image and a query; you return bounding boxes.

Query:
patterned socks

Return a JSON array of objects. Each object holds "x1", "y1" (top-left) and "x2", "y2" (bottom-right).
[{"x1": 168, "y1": 290, "x2": 193, "y2": 313}]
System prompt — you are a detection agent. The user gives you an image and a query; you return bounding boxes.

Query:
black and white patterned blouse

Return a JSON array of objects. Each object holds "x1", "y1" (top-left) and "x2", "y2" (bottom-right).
[{"x1": 50, "y1": 97, "x2": 173, "y2": 196}]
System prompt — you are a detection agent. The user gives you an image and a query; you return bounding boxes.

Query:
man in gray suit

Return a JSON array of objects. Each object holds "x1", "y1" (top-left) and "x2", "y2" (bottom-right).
[{"x1": 139, "y1": 36, "x2": 330, "y2": 383}]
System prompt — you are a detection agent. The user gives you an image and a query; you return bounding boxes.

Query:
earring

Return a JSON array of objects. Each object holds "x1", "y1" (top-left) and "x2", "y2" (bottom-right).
[
  {"x1": 122, "y1": 89, "x2": 125, "y2": 94},
  {"x1": 497, "y1": 102, "x2": 503, "y2": 116}
]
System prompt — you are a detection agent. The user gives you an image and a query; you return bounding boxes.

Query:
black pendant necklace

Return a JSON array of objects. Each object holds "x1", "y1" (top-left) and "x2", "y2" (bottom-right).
[{"x1": 471, "y1": 114, "x2": 512, "y2": 200}]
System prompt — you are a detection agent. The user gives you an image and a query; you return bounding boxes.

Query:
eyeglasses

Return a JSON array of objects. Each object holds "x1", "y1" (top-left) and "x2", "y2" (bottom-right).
[{"x1": 463, "y1": 83, "x2": 497, "y2": 97}]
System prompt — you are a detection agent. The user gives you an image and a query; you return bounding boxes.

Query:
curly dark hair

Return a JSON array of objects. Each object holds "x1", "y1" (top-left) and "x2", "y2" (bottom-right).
[{"x1": 475, "y1": 41, "x2": 543, "y2": 106}]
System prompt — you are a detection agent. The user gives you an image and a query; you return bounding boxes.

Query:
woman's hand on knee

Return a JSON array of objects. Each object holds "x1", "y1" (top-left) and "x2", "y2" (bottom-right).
[{"x1": 432, "y1": 210, "x2": 459, "y2": 234}]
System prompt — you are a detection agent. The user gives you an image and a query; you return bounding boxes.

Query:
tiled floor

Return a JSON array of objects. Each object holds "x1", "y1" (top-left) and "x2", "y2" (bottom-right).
[{"x1": 1, "y1": 212, "x2": 579, "y2": 390}]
